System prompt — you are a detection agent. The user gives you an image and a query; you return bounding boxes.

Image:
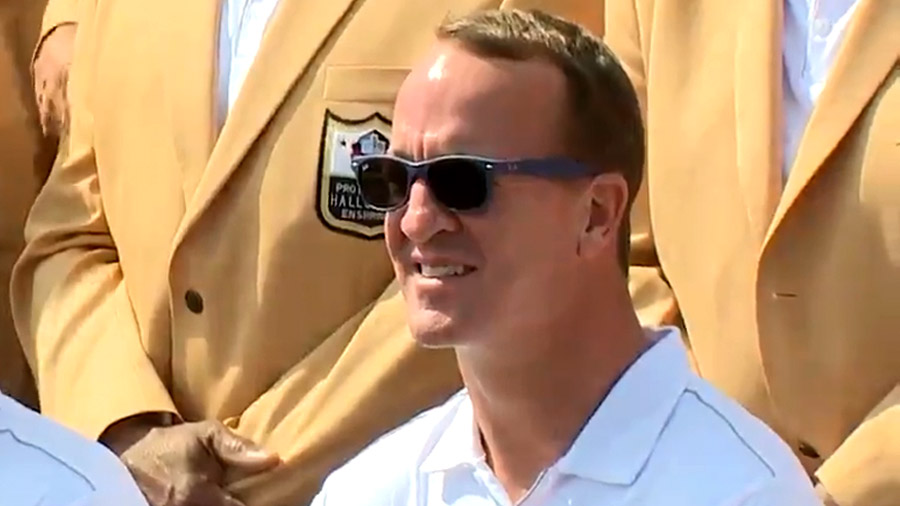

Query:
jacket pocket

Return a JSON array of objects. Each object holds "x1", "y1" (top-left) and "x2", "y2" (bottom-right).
[{"x1": 323, "y1": 66, "x2": 411, "y2": 103}]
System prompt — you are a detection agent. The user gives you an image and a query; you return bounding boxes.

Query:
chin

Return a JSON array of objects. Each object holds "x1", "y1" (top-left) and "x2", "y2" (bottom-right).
[{"x1": 407, "y1": 308, "x2": 466, "y2": 349}]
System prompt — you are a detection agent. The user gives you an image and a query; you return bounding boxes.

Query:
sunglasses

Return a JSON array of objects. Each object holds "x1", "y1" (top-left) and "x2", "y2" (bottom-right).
[{"x1": 350, "y1": 154, "x2": 594, "y2": 212}]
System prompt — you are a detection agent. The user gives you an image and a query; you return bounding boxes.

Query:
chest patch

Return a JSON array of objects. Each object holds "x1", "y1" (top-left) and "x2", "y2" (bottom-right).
[{"x1": 316, "y1": 110, "x2": 391, "y2": 239}]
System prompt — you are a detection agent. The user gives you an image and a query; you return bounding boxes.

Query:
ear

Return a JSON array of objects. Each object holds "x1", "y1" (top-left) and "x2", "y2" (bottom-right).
[{"x1": 577, "y1": 173, "x2": 629, "y2": 260}]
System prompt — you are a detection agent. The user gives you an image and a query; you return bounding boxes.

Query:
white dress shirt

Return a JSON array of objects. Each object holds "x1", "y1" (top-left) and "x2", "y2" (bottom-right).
[
  {"x1": 217, "y1": 0, "x2": 281, "y2": 125},
  {"x1": 0, "y1": 394, "x2": 148, "y2": 505},
  {"x1": 782, "y1": 0, "x2": 860, "y2": 176},
  {"x1": 311, "y1": 329, "x2": 820, "y2": 506}
]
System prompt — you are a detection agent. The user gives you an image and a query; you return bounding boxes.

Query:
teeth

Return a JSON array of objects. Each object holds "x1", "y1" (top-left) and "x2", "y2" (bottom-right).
[{"x1": 420, "y1": 264, "x2": 467, "y2": 278}]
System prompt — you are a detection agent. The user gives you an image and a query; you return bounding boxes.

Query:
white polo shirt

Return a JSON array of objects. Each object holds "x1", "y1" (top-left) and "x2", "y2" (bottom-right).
[
  {"x1": 0, "y1": 394, "x2": 147, "y2": 505},
  {"x1": 217, "y1": 0, "x2": 281, "y2": 126},
  {"x1": 311, "y1": 329, "x2": 821, "y2": 505},
  {"x1": 782, "y1": 0, "x2": 860, "y2": 176}
]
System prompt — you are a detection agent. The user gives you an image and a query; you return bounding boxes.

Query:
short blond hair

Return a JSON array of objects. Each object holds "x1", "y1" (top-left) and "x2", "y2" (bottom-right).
[{"x1": 437, "y1": 9, "x2": 644, "y2": 273}]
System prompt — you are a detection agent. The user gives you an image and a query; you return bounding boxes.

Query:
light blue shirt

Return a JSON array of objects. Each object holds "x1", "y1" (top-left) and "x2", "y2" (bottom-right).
[
  {"x1": 311, "y1": 329, "x2": 822, "y2": 506},
  {"x1": 217, "y1": 0, "x2": 281, "y2": 127},
  {"x1": 0, "y1": 394, "x2": 147, "y2": 505},
  {"x1": 782, "y1": 0, "x2": 860, "y2": 176}
]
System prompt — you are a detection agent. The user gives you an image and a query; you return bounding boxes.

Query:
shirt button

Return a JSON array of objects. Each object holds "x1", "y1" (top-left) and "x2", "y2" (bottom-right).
[
  {"x1": 184, "y1": 290, "x2": 205, "y2": 314},
  {"x1": 813, "y1": 17, "x2": 832, "y2": 37},
  {"x1": 798, "y1": 440, "x2": 821, "y2": 459}
]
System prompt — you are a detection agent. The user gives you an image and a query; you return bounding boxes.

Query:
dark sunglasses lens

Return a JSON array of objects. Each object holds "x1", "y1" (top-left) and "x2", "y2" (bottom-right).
[
  {"x1": 428, "y1": 159, "x2": 489, "y2": 211},
  {"x1": 356, "y1": 159, "x2": 409, "y2": 209}
]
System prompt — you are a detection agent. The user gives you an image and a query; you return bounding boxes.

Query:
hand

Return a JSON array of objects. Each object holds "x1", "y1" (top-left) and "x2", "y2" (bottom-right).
[
  {"x1": 105, "y1": 419, "x2": 280, "y2": 506},
  {"x1": 815, "y1": 481, "x2": 839, "y2": 506},
  {"x1": 32, "y1": 23, "x2": 77, "y2": 137}
]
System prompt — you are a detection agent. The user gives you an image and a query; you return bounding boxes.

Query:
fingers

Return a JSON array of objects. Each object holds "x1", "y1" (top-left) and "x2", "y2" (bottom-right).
[
  {"x1": 125, "y1": 464, "x2": 175, "y2": 506},
  {"x1": 61, "y1": 84, "x2": 71, "y2": 134},
  {"x1": 32, "y1": 41, "x2": 72, "y2": 138},
  {"x1": 35, "y1": 77, "x2": 54, "y2": 137},
  {"x1": 38, "y1": 95, "x2": 53, "y2": 137},
  {"x1": 182, "y1": 479, "x2": 247, "y2": 506},
  {"x1": 56, "y1": 67, "x2": 71, "y2": 135},
  {"x1": 35, "y1": 79, "x2": 67, "y2": 138},
  {"x1": 204, "y1": 423, "x2": 280, "y2": 472},
  {"x1": 136, "y1": 474, "x2": 246, "y2": 506},
  {"x1": 116, "y1": 422, "x2": 258, "y2": 506},
  {"x1": 34, "y1": 76, "x2": 47, "y2": 135},
  {"x1": 45, "y1": 68, "x2": 69, "y2": 138},
  {"x1": 48, "y1": 93, "x2": 63, "y2": 137},
  {"x1": 212, "y1": 490, "x2": 247, "y2": 506}
]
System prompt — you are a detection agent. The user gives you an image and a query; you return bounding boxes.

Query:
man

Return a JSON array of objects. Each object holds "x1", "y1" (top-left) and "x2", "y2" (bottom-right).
[
  {"x1": 0, "y1": 0, "x2": 77, "y2": 409},
  {"x1": 10, "y1": 1, "x2": 604, "y2": 505},
  {"x1": 311, "y1": 10, "x2": 820, "y2": 505},
  {"x1": 605, "y1": 1, "x2": 899, "y2": 505},
  {"x1": 0, "y1": 391, "x2": 148, "y2": 505}
]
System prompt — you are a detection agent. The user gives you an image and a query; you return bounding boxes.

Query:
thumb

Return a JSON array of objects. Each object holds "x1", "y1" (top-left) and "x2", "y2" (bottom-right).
[{"x1": 208, "y1": 424, "x2": 281, "y2": 472}]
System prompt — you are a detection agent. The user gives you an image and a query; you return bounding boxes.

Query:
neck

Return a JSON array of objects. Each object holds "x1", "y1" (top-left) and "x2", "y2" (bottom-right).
[{"x1": 457, "y1": 289, "x2": 647, "y2": 502}]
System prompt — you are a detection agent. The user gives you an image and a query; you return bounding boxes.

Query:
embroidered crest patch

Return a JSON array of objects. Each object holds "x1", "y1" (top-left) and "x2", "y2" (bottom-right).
[{"x1": 316, "y1": 110, "x2": 391, "y2": 239}]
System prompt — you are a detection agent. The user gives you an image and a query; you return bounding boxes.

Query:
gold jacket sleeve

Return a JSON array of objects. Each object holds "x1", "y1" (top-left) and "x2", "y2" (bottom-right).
[
  {"x1": 12, "y1": 1, "x2": 178, "y2": 440},
  {"x1": 816, "y1": 385, "x2": 900, "y2": 506},
  {"x1": 225, "y1": 282, "x2": 461, "y2": 506},
  {"x1": 34, "y1": 0, "x2": 82, "y2": 60},
  {"x1": 603, "y1": 0, "x2": 680, "y2": 330}
]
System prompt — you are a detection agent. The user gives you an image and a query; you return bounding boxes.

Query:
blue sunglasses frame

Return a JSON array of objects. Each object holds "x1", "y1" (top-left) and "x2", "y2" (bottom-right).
[{"x1": 350, "y1": 154, "x2": 594, "y2": 212}]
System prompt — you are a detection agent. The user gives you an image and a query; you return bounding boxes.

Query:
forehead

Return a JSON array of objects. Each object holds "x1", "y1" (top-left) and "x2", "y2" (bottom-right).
[{"x1": 392, "y1": 41, "x2": 569, "y2": 159}]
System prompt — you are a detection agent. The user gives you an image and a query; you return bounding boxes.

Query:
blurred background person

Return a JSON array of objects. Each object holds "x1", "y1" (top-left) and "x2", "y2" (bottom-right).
[
  {"x1": 606, "y1": 1, "x2": 899, "y2": 505},
  {"x1": 0, "y1": 0, "x2": 78, "y2": 409},
  {"x1": 11, "y1": 1, "x2": 604, "y2": 505},
  {"x1": 0, "y1": 390, "x2": 148, "y2": 505}
]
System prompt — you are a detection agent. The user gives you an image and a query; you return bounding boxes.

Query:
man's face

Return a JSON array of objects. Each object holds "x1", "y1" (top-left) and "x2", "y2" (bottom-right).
[{"x1": 386, "y1": 41, "x2": 588, "y2": 349}]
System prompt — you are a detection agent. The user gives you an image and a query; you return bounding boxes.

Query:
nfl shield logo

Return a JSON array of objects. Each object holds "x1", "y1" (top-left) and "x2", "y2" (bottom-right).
[{"x1": 316, "y1": 110, "x2": 392, "y2": 238}]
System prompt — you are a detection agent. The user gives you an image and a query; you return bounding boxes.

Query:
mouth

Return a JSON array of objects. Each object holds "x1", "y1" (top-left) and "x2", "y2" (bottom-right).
[{"x1": 415, "y1": 263, "x2": 477, "y2": 279}]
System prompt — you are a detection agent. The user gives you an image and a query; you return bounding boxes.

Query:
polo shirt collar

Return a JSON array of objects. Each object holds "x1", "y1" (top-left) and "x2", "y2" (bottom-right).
[
  {"x1": 555, "y1": 328, "x2": 689, "y2": 484},
  {"x1": 419, "y1": 390, "x2": 485, "y2": 472},
  {"x1": 419, "y1": 328, "x2": 690, "y2": 486}
]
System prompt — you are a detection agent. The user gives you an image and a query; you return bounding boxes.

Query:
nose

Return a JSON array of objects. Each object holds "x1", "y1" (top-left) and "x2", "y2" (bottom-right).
[{"x1": 398, "y1": 179, "x2": 459, "y2": 243}]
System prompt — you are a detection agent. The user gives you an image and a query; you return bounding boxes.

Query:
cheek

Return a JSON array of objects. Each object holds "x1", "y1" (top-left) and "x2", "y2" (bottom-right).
[
  {"x1": 384, "y1": 212, "x2": 405, "y2": 263},
  {"x1": 479, "y1": 209, "x2": 576, "y2": 282}
]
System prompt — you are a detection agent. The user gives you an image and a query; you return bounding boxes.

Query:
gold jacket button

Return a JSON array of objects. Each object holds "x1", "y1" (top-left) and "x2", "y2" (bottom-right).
[
  {"x1": 798, "y1": 440, "x2": 821, "y2": 459},
  {"x1": 185, "y1": 289, "x2": 204, "y2": 314}
]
